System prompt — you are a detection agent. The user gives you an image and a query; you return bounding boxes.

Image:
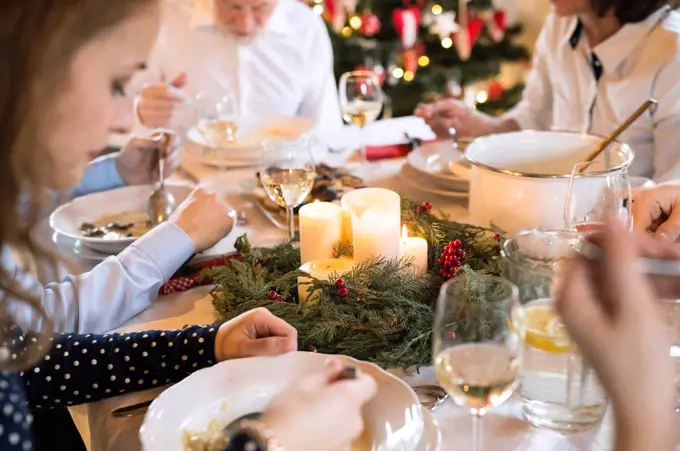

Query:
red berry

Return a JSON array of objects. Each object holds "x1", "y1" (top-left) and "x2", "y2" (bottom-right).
[
  {"x1": 267, "y1": 291, "x2": 278, "y2": 300},
  {"x1": 358, "y1": 289, "x2": 367, "y2": 296},
  {"x1": 277, "y1": 295, "x2": 285, "y2": 302},
  {"x1": 447, "y1": 331, "x2": 456, "y2": 340},
  {"x1": 494, "y1": 233, "x2": 501, "y2": 240},
  {"x1": 423, "y1": 202, "x2": 432, "y2": 212},
  {"x1": 455, "y1": 248, "x2": 464, "y2": 257},
  {"x1": 338, "y1": 287, "x2": 349, "y2": 297},
  {"x1": 413, "y1": 206, "x2": 421, "y2": 214},
  {"x1": 453, "y1": 240, "x2": 462, "y2": 248},
  {"x1": 335, "y1": 278, "x2": 346, "y2": 289}
]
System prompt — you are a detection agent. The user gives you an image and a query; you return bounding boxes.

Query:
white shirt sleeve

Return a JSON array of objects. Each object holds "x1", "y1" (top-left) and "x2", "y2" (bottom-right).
[
  {"x1": 501, "y1": 20, "x2": 554, "y2": 131},
  {"x1": 649, "y1": 59, "x2": 680, "y2": 182},
  {"x1": 2, "y1": 222, "x2": 195, "y2": 334},
  {"x1": 297, "y1": 20, "x2": 343, "y2": 133}
]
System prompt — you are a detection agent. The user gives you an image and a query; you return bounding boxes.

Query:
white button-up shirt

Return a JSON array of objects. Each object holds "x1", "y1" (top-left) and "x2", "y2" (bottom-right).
[
  {"x1": 505, "y1": 6, "x2": 680, "y2": 181},
  {"x1": 131, "y1": 0, "x2": 342, "y2": 132}
]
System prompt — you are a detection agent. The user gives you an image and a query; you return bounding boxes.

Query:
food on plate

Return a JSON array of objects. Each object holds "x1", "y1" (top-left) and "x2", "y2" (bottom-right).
[
  {"x1": 181, "y1": 420, "x2": 228, "y2": 451},
  {"x1": 253, "y1": 163, "x2": 363, "y2": 214},
  {"x1": 197, "y1": 120, "x2": 239, "y2": 147},
  {"x1": 79, "y1": 211, "x2": 152, "y2": 239},
  {"x1": 262, "y1": 126, "x2": 297, "y2": 138}
]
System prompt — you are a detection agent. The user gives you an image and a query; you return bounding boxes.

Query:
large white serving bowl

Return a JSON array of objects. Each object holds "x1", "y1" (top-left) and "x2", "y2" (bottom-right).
[
  {"x1": 453, "y1": 131, "x2": 634, "y2": 233},
  {"x1": 49, "y1": 184, "x2": 193, "y2": 254},
  {"x1": 140, "y1": 352, "x2": 429, "y2": 451}
]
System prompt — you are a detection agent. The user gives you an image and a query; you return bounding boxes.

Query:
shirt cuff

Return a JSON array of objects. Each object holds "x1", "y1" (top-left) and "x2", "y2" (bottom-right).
[
  {"x1": 126, "y1": 222, "x2": 196, "y2": 280},
  {"x1": 69, "y1": 154, "x2": 125, "y2": 198}
]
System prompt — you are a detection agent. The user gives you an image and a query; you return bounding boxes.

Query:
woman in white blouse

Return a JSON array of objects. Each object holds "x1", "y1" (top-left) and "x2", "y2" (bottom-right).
[{"x1": 417, "y1": 0, "x2": 680, "y2": 181}]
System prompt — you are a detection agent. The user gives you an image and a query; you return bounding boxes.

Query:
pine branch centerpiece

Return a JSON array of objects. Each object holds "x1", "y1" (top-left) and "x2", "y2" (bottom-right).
[{"x1": 208, "y1": 198, "x2": 504, "y2": 369}]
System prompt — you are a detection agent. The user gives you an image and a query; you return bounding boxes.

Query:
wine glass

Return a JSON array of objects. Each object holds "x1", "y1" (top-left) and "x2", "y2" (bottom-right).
[
  {"x1": 338, "y1": 70, "x2": 384, "y2": 165},
  {"x1": 433, "y1": 274, "x2": 523, "y2": 451},
  {"x1": 194, "y1": 92, "x2": 240, "y2": 167},
  {"x1": 259, "y1": 137, "x2": 316, "y2": 242},
  {"x1": 564, "y1": 162, "x2": 632, "y2": 233}
]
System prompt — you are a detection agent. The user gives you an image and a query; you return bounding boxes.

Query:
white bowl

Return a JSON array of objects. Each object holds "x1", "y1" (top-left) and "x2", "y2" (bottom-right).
[
  {"x1": 140, "y1": 352, "x2": 427, "y2": 451},
  {"x1": 50, "y1": 184, "x2": 193, "y2": 254}
]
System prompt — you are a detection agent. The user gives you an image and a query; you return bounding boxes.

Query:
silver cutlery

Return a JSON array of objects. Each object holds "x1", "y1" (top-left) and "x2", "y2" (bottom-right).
[{"x1": 147, "y1": 132, "x2": 177, "y2": 226}]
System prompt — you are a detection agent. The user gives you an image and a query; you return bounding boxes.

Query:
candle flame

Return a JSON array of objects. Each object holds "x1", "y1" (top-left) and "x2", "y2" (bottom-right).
[{"x1": 401, "y1": 225, "x2": 408, "y2": 239}]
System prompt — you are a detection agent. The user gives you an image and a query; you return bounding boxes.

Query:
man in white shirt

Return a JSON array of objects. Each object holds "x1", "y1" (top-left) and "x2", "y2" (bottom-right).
[
  {"x1": 133, "y1": 0, "x2": 342, "y2": 133},
  {"x1": 417, "y1": 0, "x2": 680, "y2": 182}
]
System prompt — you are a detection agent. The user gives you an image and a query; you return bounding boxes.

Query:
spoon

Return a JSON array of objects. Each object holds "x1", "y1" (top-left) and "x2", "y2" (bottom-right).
[
  {"x1": 147, "y1": 132, "x2": 177, "y2": 226},
  {"x1": 578, "y1": 98, "x2": 657, "y2": 173}
]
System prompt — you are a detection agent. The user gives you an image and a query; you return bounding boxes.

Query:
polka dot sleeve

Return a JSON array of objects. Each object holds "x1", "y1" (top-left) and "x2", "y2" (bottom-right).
[{"x1": 20, "y1": 325, "x2": 221, "y2": 409}]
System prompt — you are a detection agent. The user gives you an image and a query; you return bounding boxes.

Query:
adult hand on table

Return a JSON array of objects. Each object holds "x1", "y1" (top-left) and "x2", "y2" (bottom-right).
[
  {"x1": 554, "y1": 220, "x2": 675, "y2": 451},
  {"x1": 214, "y1": 308, "x2": 297, "y2": 361},
  {"x1": 137, "y1": 73, "x2": 187, "y2": 128},
  {"x1": 169, "y1": 186, "x2": 235, "y2": 252},
  {"x1": 115, "y1": 132, "x2": 180, "y2": 185},
  {"x1": 259, "y1": 358, "x2": 377, "y2": 451},
  {"x1": 632, "y1": 184, "x2": 680, "y2": 241}
]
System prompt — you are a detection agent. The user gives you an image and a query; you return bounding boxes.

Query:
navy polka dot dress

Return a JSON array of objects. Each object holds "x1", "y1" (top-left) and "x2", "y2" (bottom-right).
[{"x1": 0, "y1": 324, "x2": 221, "y2": 450}]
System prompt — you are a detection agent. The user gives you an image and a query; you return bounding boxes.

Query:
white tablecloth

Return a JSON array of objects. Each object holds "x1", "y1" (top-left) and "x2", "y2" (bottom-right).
[{"x1": 66, "y1": 117, "x2": 618, "y2": 450}]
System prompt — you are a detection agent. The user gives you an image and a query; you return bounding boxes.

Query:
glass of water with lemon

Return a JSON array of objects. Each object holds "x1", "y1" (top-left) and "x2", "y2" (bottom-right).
[{"x1": 502, "y1": 230, "x2": 607, "y2": 431}]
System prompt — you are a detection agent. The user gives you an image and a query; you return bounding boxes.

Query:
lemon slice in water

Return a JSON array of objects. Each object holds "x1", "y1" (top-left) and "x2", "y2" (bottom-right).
[{"x1": 523, "y1": 303, "x2": 571, "y2": 354}]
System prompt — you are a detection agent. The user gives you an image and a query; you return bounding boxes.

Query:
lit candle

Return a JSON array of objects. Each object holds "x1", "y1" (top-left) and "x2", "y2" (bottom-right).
[
  {"x1": 298, "y1": 258, "x2": 355, "y2": 305},
  {"x1": 399, "y1": 226, "x2": 428, "y2": 276},
  {"x1": 341, "y1": 188, "x2": 401, "y2": 264},
  {"x1": 299, "y1": 202, "x2": 344, "y2": 264}
]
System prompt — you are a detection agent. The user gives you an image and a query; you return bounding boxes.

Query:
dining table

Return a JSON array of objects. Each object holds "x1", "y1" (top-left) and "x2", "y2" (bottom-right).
[{"x1": 50, "y1": 116, "x2": 624, "y2": 451}]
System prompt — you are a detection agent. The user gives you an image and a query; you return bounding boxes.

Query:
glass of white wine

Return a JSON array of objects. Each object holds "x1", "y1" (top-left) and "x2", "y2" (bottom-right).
[
  {"x1": 433, "y1": 273, "x2": 523, "y2": 451},
  {"x1": 338, "y1": 70, "x2": 384, "y2": 165},
  {"x1": 259, "y1": 137, "x2": 316, "y2": 242},
  {"x1": 564, "y1": 162, "x2": 632, "y2": 233},
  {"x1": 193, "y1": 92, "x2": 240, "y2": 167}
]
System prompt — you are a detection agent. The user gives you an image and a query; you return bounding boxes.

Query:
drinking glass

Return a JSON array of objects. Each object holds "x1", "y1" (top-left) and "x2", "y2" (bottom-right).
[
  {"x1": 194, "y1": 92, "x2": 240, "y2": 167},
  {"x1": 259, "y1": 137, "x2": 316, "y2": 242},
  {"x1": 433, "y1": 274, "x2": 523, "y2": 451},
  {"x1": 338, "y1": 70, "x2": 384, "y2": 165},
  {"x1": 564, "y1": 162, "x2": 632, "y2": 232}
]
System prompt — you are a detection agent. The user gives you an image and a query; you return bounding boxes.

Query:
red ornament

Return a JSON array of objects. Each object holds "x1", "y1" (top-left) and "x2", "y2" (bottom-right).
[
  {"x1": 335, "y1": 278, "x2": 346, "y2": 289},
  {"x1": 392, "y1": 7, "x2": 421, "y2": 48},
  {"x1": 338, "y1": 287, "x2": 350, "y2": 297},
  {"x1": 486, "y1": 81, "x2": 505, "y2": 101},
  {"x1": 360, "y1": 12, "x2": 381, "y2": 37}
]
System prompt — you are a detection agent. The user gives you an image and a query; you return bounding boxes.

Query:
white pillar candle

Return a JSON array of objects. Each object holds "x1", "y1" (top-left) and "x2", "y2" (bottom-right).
[
  {"x1": 399, "y1": 225, "x2": 428, "y2": 276},
  {"x1": 341, "y1": 188, "x2": 401, "y2": 264},
  {"x1": 299, "y1": 202, "x2": 344, "y2": 265},
  {"x1": 298, "y1": 258, "x2": 355, "y2": 305}
]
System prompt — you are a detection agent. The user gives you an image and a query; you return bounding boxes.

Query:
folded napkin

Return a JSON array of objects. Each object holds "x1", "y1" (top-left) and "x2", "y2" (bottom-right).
[{"x1": 159, "y1": 253, "x2": 242, "y2": 295}]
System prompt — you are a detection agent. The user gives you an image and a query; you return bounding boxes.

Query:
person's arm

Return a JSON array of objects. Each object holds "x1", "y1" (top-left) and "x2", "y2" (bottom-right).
[
  {"x1": 68, "y1": 154, "x2": 125, "y2": 198},
  {"x1": 3, "y1": 222, "x2": 194, "y2": 334},
  {"x1": 499, "y1": 15, "x2": 554, "y2": 132},
  {"x1": 647, "y1": 59, "x2": 680, "y2": 182},
  {"x1": 297, "y1": 18, "x2": 342, "y2": 133},
  {"x1": 17, "y1": 324, "x2": 220, "y2": 409}
]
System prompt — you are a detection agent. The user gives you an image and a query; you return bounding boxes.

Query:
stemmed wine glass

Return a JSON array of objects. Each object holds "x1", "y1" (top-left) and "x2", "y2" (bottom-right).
[
  {"x1": 338, "y1": 70, "x2": 384, "y2": 165},
  {"x1": 564, "y1": 162, "x2": 633, "y2": 232},
  {"x1": 194, "y1": 92, "x2": 240, "y2": 167},
  {"x1": 259, "y1": 137, "x2": 316, "y2": 242},
  {"x1": 433, "y1": 274, "x2": 523, "y2": 451}
]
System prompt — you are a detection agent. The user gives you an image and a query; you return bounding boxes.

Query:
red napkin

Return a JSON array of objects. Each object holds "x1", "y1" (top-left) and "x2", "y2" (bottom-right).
[
  {"x1": 159, "y1": 253, "x2": 242, "y2": 295},
  {"x1": 362, "y1": 139, "x2": 438, "y2": 161}
]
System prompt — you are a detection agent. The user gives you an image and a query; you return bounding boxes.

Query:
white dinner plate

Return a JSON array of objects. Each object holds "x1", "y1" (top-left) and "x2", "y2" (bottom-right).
[
  {"x1": 140, "y1": 352, "x2": 427, "y2": 451},
  {"x1": 399, "y1": 164, "x2": 469, "y2": 200},
  {"x1": 50, "y1": 184, "x2": 194, "y2": 254},
  {"x1": 186, "y1": 115, "x2": 313, "y2": 165}
]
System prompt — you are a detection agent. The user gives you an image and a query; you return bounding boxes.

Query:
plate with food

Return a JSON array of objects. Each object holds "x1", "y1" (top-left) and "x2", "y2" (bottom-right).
[
  {"x1": 49, "y1": 184, "x2": 193, "y2": 254},
  {"x1": 247, "y1": 164, "x2": 364, "y2": 229},
  {"x1": 186, "y1": 115, "x2": 314, "y2": 165},
  {"x1": 140, "y1": 352, "x2": 440, "y2": 451},
  {"x1": 406, "y1": 140, "x2": 471, "y2": 190}
]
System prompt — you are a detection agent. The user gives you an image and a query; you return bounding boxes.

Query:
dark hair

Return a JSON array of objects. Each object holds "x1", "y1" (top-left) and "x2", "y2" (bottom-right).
[
  {"x1": 0, "y1": 0, "x2": 158, "y2": 370},
  {"x1": 590, "y1": 0, "x2": 672, "y2": 23}
]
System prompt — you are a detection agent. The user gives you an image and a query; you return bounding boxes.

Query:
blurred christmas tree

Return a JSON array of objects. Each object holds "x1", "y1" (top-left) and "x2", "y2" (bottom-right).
[{"x1": 304, "y1": 0, "x2": 531, "y2": 118}]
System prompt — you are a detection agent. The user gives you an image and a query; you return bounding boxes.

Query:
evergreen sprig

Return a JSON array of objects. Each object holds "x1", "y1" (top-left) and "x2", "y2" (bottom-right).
[{"x1": 208, "y1": 201, "x2": 505, "y2": 369}]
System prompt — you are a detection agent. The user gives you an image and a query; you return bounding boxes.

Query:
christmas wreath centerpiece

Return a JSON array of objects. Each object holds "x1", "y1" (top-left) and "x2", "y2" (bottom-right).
[{"x1": 208, "y1": 199, "x2": 504, "y2": 369}]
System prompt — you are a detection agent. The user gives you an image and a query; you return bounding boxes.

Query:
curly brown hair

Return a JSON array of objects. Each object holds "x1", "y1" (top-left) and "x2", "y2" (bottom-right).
[
  {"x1": 0, "y1": 0, "x2": 158, "y2": 370},
  {"x1": 590, "y1": 0, "x2": 672, "y2": 23}
]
